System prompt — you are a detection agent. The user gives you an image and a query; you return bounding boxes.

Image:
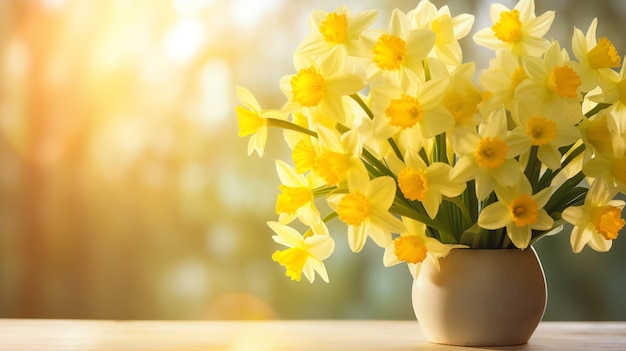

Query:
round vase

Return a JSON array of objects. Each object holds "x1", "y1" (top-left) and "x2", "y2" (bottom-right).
[{"x1": 412, "y1": 247, "x2": 547, "y2": 347}]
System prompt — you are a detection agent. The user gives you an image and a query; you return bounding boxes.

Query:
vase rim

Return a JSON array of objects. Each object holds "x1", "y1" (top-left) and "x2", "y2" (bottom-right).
[{"x1": 457, "y1": 247, "x2": 536, "y2": 251}]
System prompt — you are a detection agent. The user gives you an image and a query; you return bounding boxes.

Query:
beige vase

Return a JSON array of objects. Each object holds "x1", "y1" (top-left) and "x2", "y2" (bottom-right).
[{"x1": 412, "y1": 247, "x2": 547, "y2": 347}]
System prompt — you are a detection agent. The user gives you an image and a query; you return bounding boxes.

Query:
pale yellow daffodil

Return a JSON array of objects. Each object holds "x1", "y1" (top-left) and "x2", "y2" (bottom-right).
[
  {"x1": 434, "y1": 61, "x2": 482, "y2": 130},
  {"x1": 518, "y1": 41, "x2": 584, "y2": 124},
  {"x1": 369, "y1": 75, "x2": 454, "y2": 153},
  {"x1": 269, "y1": 221, "x2": 335, "y2": 283},
  {"x1": 235, "y1": 86, "x2": 288, "y2": 157},
  {"x1": 478, "y1": 176, "x2": 554, "y2": 249},
  {"x1": 328, "y1": 170, "x2": 405, "y2": 252},
  {"x1": 274, "y1": 160, "x2": 325, "y2": 226},
  {"x1": 582, "y1": 130, "x2": 626, "y2": 193},
  {"x1": 383, "y1": 217, "x2": 467, "y2": 279},
  {"x1": 360, "y1": 8, "x2": 436, "y2": 85},
  {"x1": 388, "y1": 150, "x2": 466, "y2": 219},
  {"x1": 473, "y1": 0, "x2": 554, "y2": 57},
  {"x1": 450, "y1": 106, "x2": 530, "y2": 200},
  {"x1": 513, "y1": 98, "x2": 581, "y2": 169},
  {"x1": 289, "y1": 125, "x2": 366, "y2": 186},
  {"x1": 562, "y1": 179, "x2": 625, "y2": 253},
  {"x1": 571, "y1": 18, "x2": 621, "y2": 92},
  {"x1": 479, "y1": 49, "x2": 528, "y2": 115},
  {"x1": 280, "y1": 50, "x2": 365, "y2": 125},
  {"x1": 407, "y1": 0, "x2": 474, "y2": 66},
  {"x1": 590, "y1": 59, "x2": 626, "y2": 134},
  {"x1": 296, "y1": 5, "x2": 377, "y2": 65}
]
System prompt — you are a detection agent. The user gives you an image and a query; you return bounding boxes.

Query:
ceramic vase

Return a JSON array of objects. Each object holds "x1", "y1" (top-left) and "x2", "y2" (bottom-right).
[{"x1": 412, "y1": 247, "x2": 547, "y2": 346}]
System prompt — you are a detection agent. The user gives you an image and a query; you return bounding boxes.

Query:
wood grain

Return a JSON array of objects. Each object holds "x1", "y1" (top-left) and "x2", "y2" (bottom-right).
[{"x1": 0, "y1": 319, "x2": 624, "y2": 350}]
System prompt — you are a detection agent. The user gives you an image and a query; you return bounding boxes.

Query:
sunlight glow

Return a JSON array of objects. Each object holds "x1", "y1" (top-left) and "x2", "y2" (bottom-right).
[
  {"x1": 173, "y1": 0, "x2": 215, "y2": 15},
  {"x1": 192, "y1": 59, "x2": 231, "y2": 125},
  {"x1": 163, "y1": 18, "x2": 206, "y2": 62},
  {"x1": 230, "y1": 0, "x2": 284, "y2": 30}
]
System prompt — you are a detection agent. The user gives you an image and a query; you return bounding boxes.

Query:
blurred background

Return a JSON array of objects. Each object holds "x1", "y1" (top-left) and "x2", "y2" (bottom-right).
[{"x1": 0, "y1": 0, "x2": 625, "y2": 321}]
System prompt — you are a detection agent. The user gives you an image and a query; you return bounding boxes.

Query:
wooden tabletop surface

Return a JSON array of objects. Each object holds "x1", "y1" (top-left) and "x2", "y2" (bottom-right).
[{"x1": 1, "y1": 319, "x2": 625, "y2": 350}]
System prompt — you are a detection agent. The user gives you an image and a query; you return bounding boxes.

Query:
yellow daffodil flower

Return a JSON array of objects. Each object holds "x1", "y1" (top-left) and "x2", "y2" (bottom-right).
[
  {"x1": 383, "y1": 218, "x2": 467, "y2": 279},
  {"x1": 562, "y1": 180, "x2": 625, "y2": 253},
  {"x1": 369, "y1": 75, "x2": 454, "y2": 153},
  {"x1": 316, "y1": 126, "x2": 367, "y2": 185},
  {"x1": 583, "y1": 133, "x2": 626, "y2": 192},
  {"x1": 296, "y1": 5, "x2": 377, "y2": 64},
  {"x1": 274, "y1": 160, "x2": 325, "y2": 226},
  {"x1": 407, "y1": 0, "x2": 474, "y2": 66},
  {"x1": 579, "y1": 111, "x2": 618, "y2": 158},
  {"x1": 590, "y1": 59, "x2": 626, "y2": 134},
  {"x1": 572, "y1": 18, "x2": 621, "y2": 92},
  {"x1": 473, "y1": 0, "x2": 554, "y2": 57},
  {"x1": 436, "y1": 62, "x2": 482, "y2": 130},
  {"x1": 478, "y1": 177, "x2": 554, "y2": 249},
  {"x1": 450, "y1": 106, "x2": 531, "y2": 200},
  {"x1": 269, "y1": 221, "x2": 335, "y2": 283},
  {"x1": 513, "y1": 99, "x2": 581, "y2": 169},
  {"x1": 389, "y1": 150, "x2": 466, "y2": 219},
  {"x1": 280, "y1": 50, "x2": 365, "y2": 125},
  {"x1": 479, "y1": 49, "x2": 528, "y2": 115},
  {"x1": 360, "y1": 8, "x2": 436, "y2": 84},
  {"x1": 518, "y1": 41, "x2": 584, "y2": 124},
  {"x1": 235, "y1": 86, "x2": 288, "y2": 157},
  {"x1": 327, "y1": 170, "x2": 405, "y2": 252}
]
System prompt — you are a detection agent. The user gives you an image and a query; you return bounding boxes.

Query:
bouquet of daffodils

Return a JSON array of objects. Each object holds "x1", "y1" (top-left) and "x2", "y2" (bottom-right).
[{"x1": 236, "y1": 0, "x2": 625, "y2": 283}]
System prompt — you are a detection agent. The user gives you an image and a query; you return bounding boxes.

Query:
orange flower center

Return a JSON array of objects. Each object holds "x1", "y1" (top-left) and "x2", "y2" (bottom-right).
[
  {"x1": 398, "y1": 167, "x2": 429, "y2": 201},
  {"x1": 291, "y1": 67, "x2": 325, "y2": 107},
  {"x1": 508, "y1": 193, "x2": 539, "y2": 227},
  {"x1": 337, "y1": 190, "x2": 371, "y2": 226},
  {"x1": 394, "y1": 235, "x2": 427, "y2": 264},
  {"x1": 588, "y1": 37, "x2": 621, "y2": 69},
  {"x1": 276, "y1": 185, "x2": 313, "y2": 214},
  {"x1": 547, "y1": 65, "x2": 581, "y2": 99},
  {"x1": 474, "y1": 137, "x2": 508, "y2": 169},
  {"x1": 526, "y1": 116, "x2": 557, "y2": 146},
  {"x1": 319, "y1": 12, "x2": 348, "y2": 44},
  {"x1": 492, "y1": 10, "x2": 522, "y2": 43},
  {"x1": 315, "y1": 151, "x2": 350, "y2": 185},
  {"x1": 591, "y1": 206, "x2": 624, "y2": 240},
  {"x1": 372, "y1": 33, "x2": 407, "y2": 70},
  {"x1": 386, "y1": 95, "x2": 423, "y2": 129}
]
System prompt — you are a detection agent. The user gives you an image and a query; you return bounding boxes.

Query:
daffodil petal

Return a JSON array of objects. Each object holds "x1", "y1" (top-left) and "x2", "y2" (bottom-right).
[
  {"x1": 533, "y1": 210, "x2": 555, "y2": 230},
  {"x1": 506, "y1": 223, "x2": 531, "y2": 249},
  {"x1": 478, "y1": 202, "x2": 510, "y2": 229},
  {"x1": 236, "y1": 85, "x2": 261, "y2": 112},
  {"x1": 268, "y1": 221, "x2": 303, "y2": 247},
  {"x1": 305, "y1": 234, "x2": 335, "y2": 260},
  {"x1": 347, "y1": 224, "x2": 367, "y2": 253},
  {"x1": 588, "y1": 233, "x2": 613, "y2": 252}
]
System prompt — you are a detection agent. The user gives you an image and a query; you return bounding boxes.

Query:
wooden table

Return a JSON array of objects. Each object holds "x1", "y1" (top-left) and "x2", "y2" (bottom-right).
[{"x1": 1, "y1": 319, "x2": 625, "y2": 350}]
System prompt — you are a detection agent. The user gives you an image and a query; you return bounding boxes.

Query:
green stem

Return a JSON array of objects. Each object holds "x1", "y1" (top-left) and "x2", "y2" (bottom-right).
[
  {"x1": 322, "y1": 211, "x2": 338, "y2": 223},
  {"x1": 434, "y1": 133, "x2": 448, "y2": 164},
  {"x1": 388, "y1": 137, "x2": 404, "y2": 162},
  {"x1": 312, "y1": 186, "x2": 337, "y2": 197},
  {"x1": 443, "y1": 196, "x2": 473, "y2": 227},
  {"x1": 584, "y1": 103, "x2": 611, "y2": 118},
  {"x1": 267, "y1": 118, "x2": 317, "y2": 137},
  {"x1": 538, "y1": 143, "x2": 585, "y2": 189},
  {"x1": 362, "y1": 148, "x2": 395, "y2": 178},
  {"x1": 349, "y1": 94, "x2": 374, "y2": 119},
  {"x1": 349, "y1": 94, "x2": 404, "y2": 162},
  {"x1": 524, "y1": 146, "x2": 541, "y2": 192},
  {"x1": 463, "y1": 180, "x2": 478, "y2": 224},
  {"x1": 389, "y1": 204, "x2": 442, "y2": 233}
]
